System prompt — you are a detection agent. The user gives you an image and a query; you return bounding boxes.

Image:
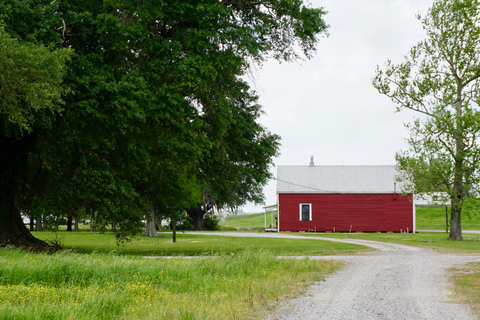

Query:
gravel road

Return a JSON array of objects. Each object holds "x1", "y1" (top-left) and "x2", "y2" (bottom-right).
[
  {"x1": 192, "y1": 232, "x2": 480, "y2": 320},
  {"x1": 265, "y1": 238, "x2": 480, "y2": 320}
]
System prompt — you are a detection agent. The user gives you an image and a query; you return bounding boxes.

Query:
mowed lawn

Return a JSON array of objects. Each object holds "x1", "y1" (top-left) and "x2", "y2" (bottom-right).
[
  {"x1": 32, "y1": 230, "x2": 366, "y2": 256},
  {"x1": 223, "y1": 212, "x2": 270, "y2": 229}
]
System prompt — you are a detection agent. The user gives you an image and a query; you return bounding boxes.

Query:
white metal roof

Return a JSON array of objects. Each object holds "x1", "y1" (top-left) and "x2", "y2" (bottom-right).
[{"x1": 276, "y1": 165, "x2": 405, "y2": 194}]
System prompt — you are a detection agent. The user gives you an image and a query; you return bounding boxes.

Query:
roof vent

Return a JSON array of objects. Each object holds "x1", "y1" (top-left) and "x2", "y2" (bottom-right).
[{"x1": 309, "y1": 155, "x2": 314, "y2": 166}]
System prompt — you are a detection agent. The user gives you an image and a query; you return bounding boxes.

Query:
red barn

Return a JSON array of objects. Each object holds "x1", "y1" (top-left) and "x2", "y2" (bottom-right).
[{"x1": 276, "y1": 165, "x2": 415, "y2": 233}]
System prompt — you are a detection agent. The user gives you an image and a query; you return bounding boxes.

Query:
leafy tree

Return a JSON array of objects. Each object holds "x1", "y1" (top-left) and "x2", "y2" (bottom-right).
[
  {"x1": 0, "y1": 0, "x2": 328, "y2": 248},
  {"x1": 188, "y1": 88, "x2": 280, "y2": 230},
  {"x1": 113, "y1": 0, "x2": 322, "y2": 231},
  {"x1": 373, "y1": 0, "x2": 480, "y2": 240},
  {"x1": 0, "y1": 18, "x2": 70, "y2": 248}
]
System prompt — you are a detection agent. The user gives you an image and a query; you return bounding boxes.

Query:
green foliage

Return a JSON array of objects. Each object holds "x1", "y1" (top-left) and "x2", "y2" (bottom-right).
[
  {"x1": 373, "y1": 0, "x2": 480, "y2": 239},
  {"x1": 0, "y1": 25, "x2": 70, "y2": 135},
  {"x1": 202, "y1": 212, "x2": 220, "y2": 231},
  {"x1": 174, "y1": 214, "x2": 195, "y2": 231},
  {"x1": 0, "y1": 0, "x2": 329, "y2": 246},
  {"x1": 177, "y1": 211, "x2": 220, "y2": 231}
]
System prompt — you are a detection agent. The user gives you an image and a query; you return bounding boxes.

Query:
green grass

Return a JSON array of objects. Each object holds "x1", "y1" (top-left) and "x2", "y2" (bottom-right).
[
  {"x1": 416, "y1": 207, "x2": 450, "y2": 230},
  {"x1": 301, "y1": 231, "x2": 480, "y2": 254},
  {"x1": 450, "y1": 262, "x2": 480, "y2": 316},
  {"x1": 222, "y1": 212, "x2": 275, "y2": 229},
  {"x1": 0, "y1": 247, "x2": 342, "y2": 319},
  {"x1": 416, "y1": 206, "x2": 480, "y2": 230},
  {"x1": 14, "y1": 218, "x2": 480, "y2": 319},
  {"x1": 3, "y1": 230, "x2": 364, "y2": 319},
  {"x1": 33, "y1": 230, "x2": 367, "y2": 256}
]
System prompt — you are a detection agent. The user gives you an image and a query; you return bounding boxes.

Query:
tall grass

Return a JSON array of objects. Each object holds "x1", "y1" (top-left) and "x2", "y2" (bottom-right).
[{"x1": 0, "y1": 247, "x2": 341, "y2": 319}]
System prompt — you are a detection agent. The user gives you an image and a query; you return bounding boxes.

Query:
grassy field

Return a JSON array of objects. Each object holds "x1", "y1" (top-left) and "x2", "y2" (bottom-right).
[
  {"x1": 0, "y1": 230, "x2": 365, "y2": 319},
  {"x1": 0, "y1": 247, "x2": 342, "y2": 320},
  {"x1": 416, "y1": 206, "x2": 480, "y2": 230},
  {"x1": 222, "y1": 212, "x2": 271, "y2": 229},
  {"x1": 6, "y1": 209, "x2": 480, "y2": 319},
  {"x1": 33, "y1": 230, "x2": 367, "y2": 256}
]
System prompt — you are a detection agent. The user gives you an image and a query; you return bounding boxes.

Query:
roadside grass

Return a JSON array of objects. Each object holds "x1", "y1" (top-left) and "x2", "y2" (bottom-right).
[
  {"x1": 0, "y1": 247, "x2": 342, "y2": 319},
  {"x1": 302, "y1": 231, "x2": 480, "y2": 254},
  {"x1": 32, "y1": 231, "x2": 368, "y2": 256},
  {"x1": 450, "y1": 262, "x2": 480, "y2": 317}
]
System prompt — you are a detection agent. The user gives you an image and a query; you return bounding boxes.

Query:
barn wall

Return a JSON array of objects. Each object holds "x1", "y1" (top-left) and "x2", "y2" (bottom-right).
[{"x1": 278, "y1": 193, "x2": 413, "y2": 232}]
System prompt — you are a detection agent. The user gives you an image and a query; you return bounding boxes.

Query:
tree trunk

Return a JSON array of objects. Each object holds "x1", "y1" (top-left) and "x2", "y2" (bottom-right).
[
  {"x1": 450, "y1": 97, "x2": 464, "y2": 241},
  {"x1": 74, "y1": 218, "x2": 79, "y2": 231},
  {"x1": 35, "y1": 215, "x2": 43, "y2": 231},
  {"x1": 172, "y1": 218, "x2": 177, "y2": 243},
  {"x1": 0, "y1": 135, "x2": 48, "y2": 249},
  {"x1": 29, "y1": 216, "x2": 34, "y2": 231},
  {"x1": 0, "y1": 208, "x2": 48, "y2": 249},
  {"x1": 143, "y1": 207, "x2": 158, "y2": 237},
  {"x1": 187, "y1": 204, "x2": 206, "y2": 231},
  {"x1": 89, "y1": 209, "x2": 96, "y2": 232},
  {"x1": 449, "y1": 161, "x2": 463, "y2": 240},
  {"x1": 66, "y1": 213, "x2": 73, "y2": 232}
]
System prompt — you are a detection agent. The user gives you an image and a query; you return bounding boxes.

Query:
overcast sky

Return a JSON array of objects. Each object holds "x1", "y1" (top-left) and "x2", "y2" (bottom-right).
[{"x1": 240, "y1": 0, "x2": 435, "y2": 213}]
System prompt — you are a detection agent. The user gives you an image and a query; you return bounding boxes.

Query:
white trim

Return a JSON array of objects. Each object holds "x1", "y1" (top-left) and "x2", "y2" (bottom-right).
[
  {"x1": 413, "y1": 194, "x2": 416, "y2": 233},
  {"x1": 299, "y1": 203, "x2": 312, "y2": 221},
  {"x1": 277, "y1": 193, "x2": 280, "y2": 232}
]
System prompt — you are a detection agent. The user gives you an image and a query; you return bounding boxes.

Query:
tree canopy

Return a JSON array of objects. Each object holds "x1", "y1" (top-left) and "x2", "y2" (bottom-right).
[
  {"x1": 0, "y1": 0, "x2": 328, "y2": 247},
  {"x1": 373, "y1": 0, "x2": 480, "y2": 240}
]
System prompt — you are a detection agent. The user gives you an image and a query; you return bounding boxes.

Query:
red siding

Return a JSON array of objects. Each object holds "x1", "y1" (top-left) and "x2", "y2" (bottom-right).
[{"x1": 278, "y1": 193, "x2": 413, "y2": 232}]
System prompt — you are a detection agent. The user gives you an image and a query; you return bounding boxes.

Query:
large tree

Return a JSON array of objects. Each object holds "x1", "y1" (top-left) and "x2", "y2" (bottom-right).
[
  {"x1": 0, "y1": 0, "x2": 328, "y2": 248},
  {"x1": 0, "y1": 19, "x2": 70, "y2": 248},
  {"x1": 373, "y1": 0, "x2": 480, "y2": 240}
]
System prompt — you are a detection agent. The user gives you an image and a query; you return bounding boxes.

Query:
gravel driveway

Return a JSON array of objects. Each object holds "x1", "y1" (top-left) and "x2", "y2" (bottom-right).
[
  {"x1": 193, "y1": 232, "x2": 480, "y2": 320},
  {"x1": 266, "y1": 238, "x2": 480, "y2": 320}
]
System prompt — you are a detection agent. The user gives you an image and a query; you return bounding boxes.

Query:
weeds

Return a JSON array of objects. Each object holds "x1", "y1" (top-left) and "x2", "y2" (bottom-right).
[{"x1": 0, "y1": 247, "x2": 341, "y2": 319}]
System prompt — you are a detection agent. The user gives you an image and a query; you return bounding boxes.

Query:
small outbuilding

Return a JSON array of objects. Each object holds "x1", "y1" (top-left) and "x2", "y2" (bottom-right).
[{"x1": 276, "y1": 164, "x2": 415, "y2": 233}]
